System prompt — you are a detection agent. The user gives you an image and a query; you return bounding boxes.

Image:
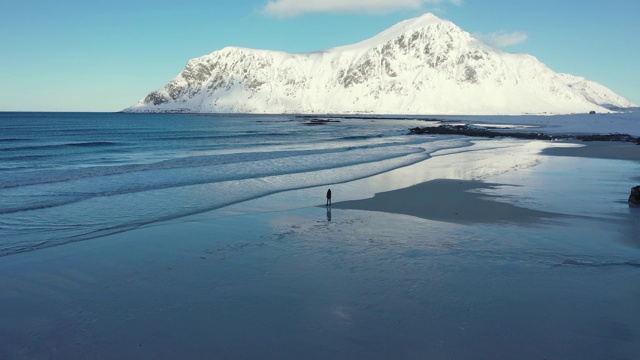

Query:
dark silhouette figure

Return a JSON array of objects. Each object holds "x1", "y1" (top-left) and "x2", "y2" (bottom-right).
[{"x1": 326, "y1": 188, "x2": 332, "y2": 207}]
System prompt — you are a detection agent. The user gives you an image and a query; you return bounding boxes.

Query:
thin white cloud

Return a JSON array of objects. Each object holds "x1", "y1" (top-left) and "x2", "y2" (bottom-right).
[
  {"x1": 263, "y1": 0, "x2": 462, "y2": 17},
  {"x1": 474, "y1": 31, "x2": 528, "y2": 48}
]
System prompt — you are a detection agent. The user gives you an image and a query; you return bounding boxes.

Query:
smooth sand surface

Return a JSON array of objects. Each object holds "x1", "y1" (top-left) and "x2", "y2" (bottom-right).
[
  {"x1": 331, "y1": 179, "x2": 562, "y2": 224},
  {"x1": 2, "y1": 204, "x2": 638, "y2": 359},
  {"x1": 542, "y1": 141, "x2": 640, "y2": 160}
]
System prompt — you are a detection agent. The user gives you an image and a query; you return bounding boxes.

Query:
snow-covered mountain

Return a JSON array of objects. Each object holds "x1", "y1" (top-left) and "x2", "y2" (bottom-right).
[{"x1": 125, "y1": 13, "x2": 636, "y2": 115}]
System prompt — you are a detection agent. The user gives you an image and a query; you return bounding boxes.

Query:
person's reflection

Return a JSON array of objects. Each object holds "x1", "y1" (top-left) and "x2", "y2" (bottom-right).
[{"x1": 326, "y1": 207, "x2": 332, "y2": 222}]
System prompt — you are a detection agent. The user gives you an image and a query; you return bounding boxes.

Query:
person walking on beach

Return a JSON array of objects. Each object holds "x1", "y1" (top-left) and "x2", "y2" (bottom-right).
[{"x1": 326, "y1": 188, "x2": 332, "y2": 207}]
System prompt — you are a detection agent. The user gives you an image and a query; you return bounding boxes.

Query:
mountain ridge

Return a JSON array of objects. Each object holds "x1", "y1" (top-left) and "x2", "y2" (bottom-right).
[{"x1": 126, "y1": 13, "x2": 636, "y2": 115}]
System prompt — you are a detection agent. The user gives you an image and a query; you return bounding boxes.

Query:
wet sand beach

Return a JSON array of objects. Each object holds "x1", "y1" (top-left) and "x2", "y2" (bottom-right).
[
  {"x1": 333, "y1": 140, "x2": 640, "y2": 224},
  {"x1": 1, "y1": 139, "x2": 639, "y2": 359},
  {"x1": 331, "y1": 179, "x2": 564, "y2": 224},
  {"x1": 542, "y1": 141, "x2": 640, "y2": 161}
]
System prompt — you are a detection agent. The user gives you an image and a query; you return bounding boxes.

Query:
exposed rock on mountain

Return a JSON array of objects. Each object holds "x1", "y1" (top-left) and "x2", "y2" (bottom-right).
[{"x1": 125, "y1": 13, "x2": 636, "y2": 115}]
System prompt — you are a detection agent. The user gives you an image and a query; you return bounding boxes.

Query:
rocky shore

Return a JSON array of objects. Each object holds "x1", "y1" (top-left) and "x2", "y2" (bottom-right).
[
  {"x1": 409, "y1": 124, "x2": 640, "y2": 143},
  {"x1": 630, "y1": 186, "x2": 640, "y2": 206}
]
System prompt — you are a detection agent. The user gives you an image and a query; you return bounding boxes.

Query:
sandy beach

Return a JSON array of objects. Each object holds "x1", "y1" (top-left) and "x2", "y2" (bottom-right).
[
  {"x1": 542, "y1": 141, "x2": 640, "y2": 161},
  {"x1": 331, "y1": 179, "x2": 564, "y2": 224},
  {"x1": 333, "y1": 140, "x2": 640, "y2": 224},
  {"x1": 1, "y1": 139, "x2": 639, "y2": 359}
]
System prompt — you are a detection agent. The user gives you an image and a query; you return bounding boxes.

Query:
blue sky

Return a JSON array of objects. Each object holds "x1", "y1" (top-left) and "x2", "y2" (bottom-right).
[{"x1": 1, "y1": 0, "x2": 638, "y2": 111}]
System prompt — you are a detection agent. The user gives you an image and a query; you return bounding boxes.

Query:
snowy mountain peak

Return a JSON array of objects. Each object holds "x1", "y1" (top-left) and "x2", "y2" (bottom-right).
[
  {"x1": 384, "y1": 12, "x2": 448, "y2": 35},
  {"x1": 334, "y1": 13, "x2": 464, "y2": 54},
  {"x1": 358, "y1": 13, "x2": 446, "y2": 42},
  {"x1": 126, "y1": 13, "x2": 635, "y2": 115}
]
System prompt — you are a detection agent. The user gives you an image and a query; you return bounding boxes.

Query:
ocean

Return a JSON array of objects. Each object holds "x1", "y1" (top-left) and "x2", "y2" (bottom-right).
[{"x1": 0, "y1": 112, "x2": 471, "y2": 256}]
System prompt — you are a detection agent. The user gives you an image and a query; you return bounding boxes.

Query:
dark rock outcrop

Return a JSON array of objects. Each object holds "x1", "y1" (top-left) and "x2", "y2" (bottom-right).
[
  {"x1": 630, "y1": 186, "x2": 640, "y2": 206},
  {"x1": 409, "y1": 124, "x2": 556, "y2": 140},
  {"x1": 408, "y1": 124, "x2": 640, "y2": 143},
  {"x1": 575, "y1": 134, "x2": 639, "y2": 143},
  {"x1": 301, "y1": 118, "x2": 341, "y2": 126}
]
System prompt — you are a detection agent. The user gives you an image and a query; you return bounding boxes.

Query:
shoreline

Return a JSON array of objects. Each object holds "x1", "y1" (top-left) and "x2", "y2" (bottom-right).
[
  {"x1": 332, "y1": 139, "x2": 639, "y2": 223},
  {"x1": 331, "y1": 179, "x2": 565, "y2": 225},
  {"x1": 1, "y1": 139, "x2": 636, "y2": 259}
]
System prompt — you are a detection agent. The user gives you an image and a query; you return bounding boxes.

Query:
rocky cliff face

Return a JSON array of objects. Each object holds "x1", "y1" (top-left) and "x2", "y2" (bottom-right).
[{"x1": 125, "y1": 13, "x2": 636, "y2": 115}]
